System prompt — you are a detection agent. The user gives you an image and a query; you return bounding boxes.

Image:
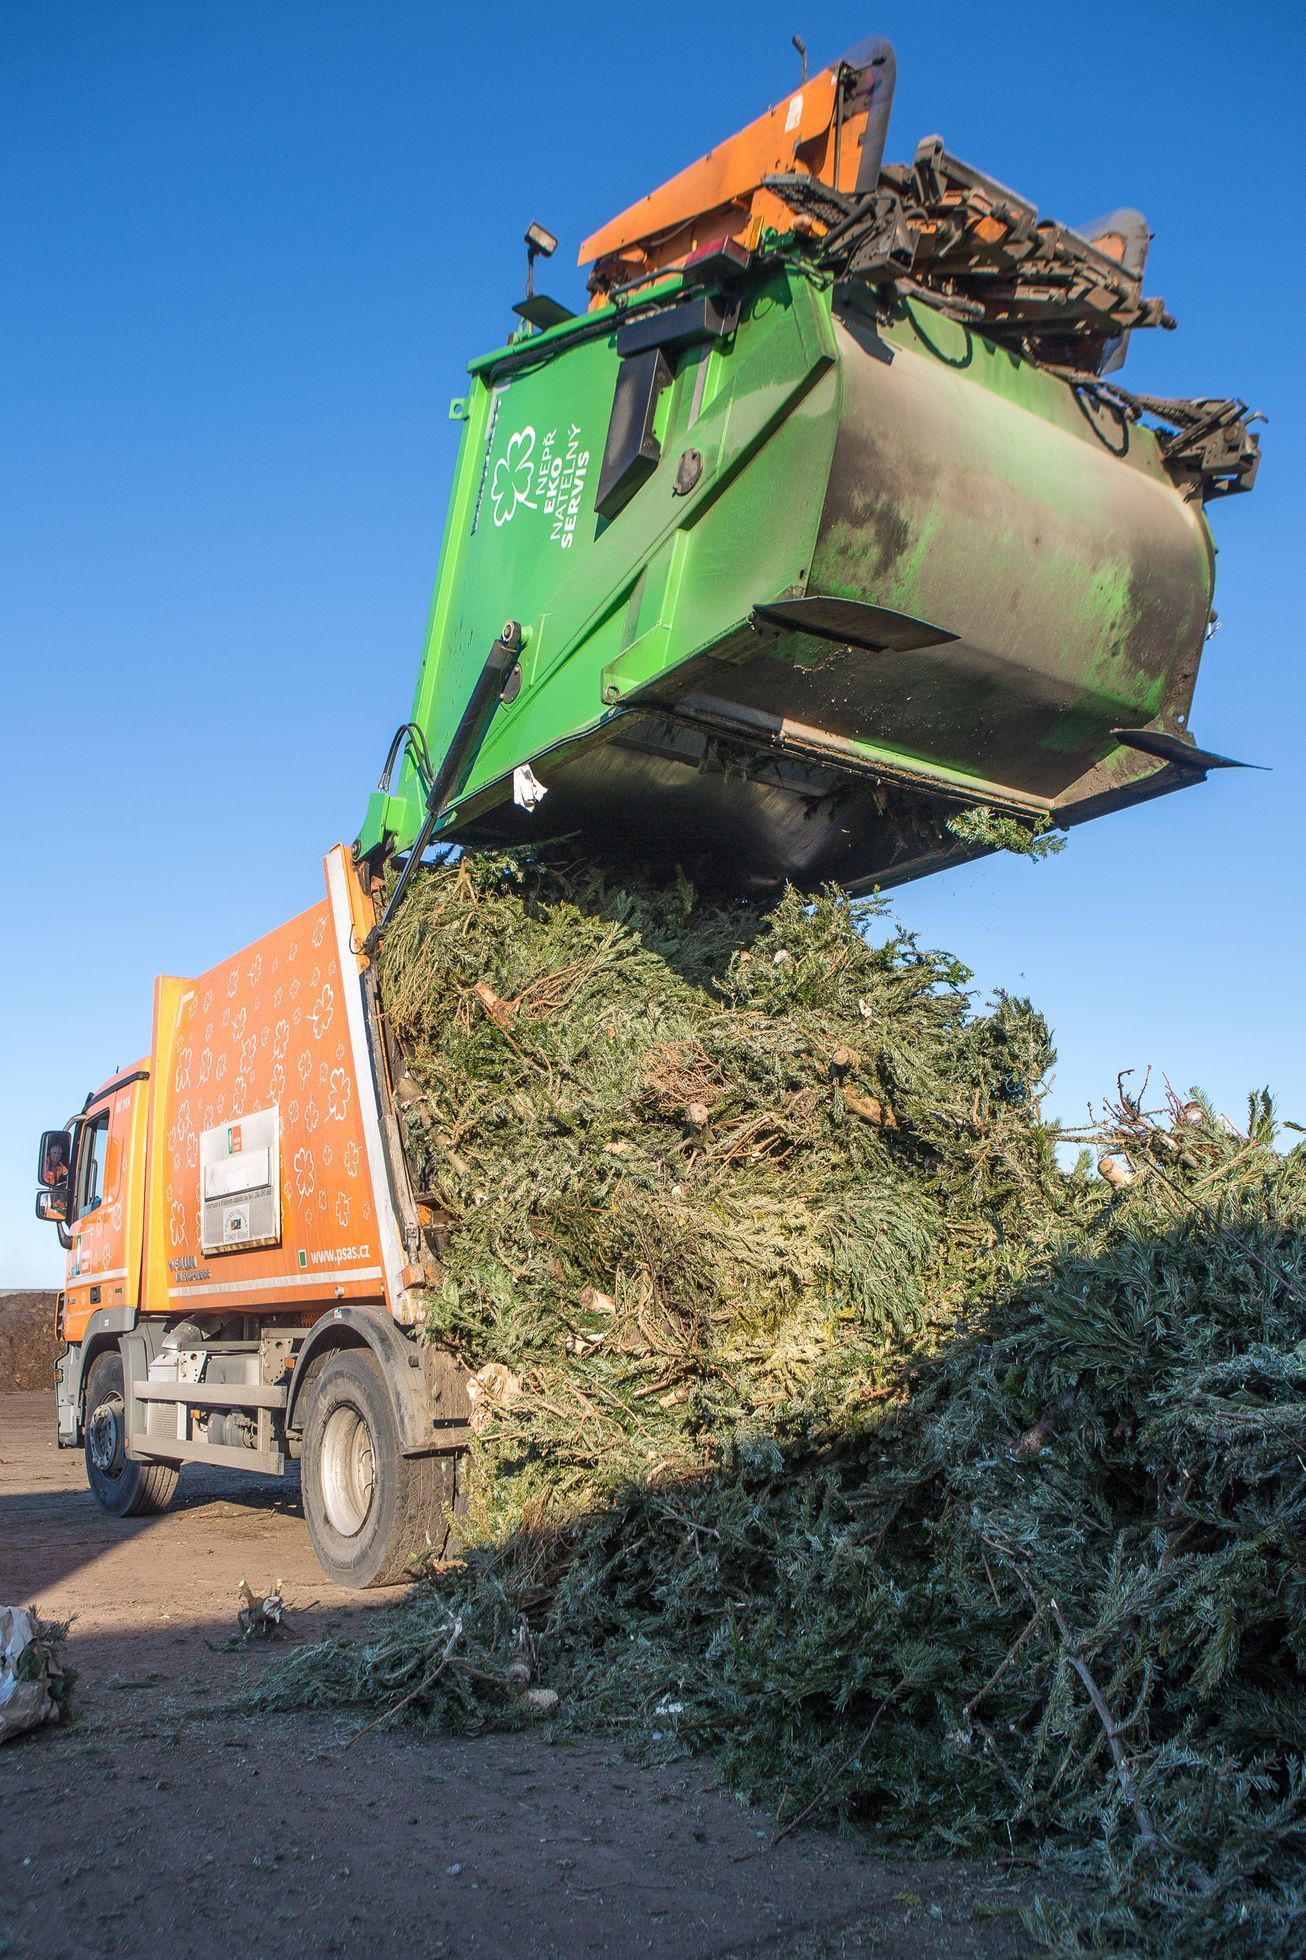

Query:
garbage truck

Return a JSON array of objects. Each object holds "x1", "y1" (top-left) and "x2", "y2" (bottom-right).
[{"x1": 33, "y1": 36, "x2": 1261, "y2": 1586}]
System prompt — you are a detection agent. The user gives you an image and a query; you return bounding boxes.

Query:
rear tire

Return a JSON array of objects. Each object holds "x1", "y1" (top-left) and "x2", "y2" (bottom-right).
[
  {"x1": 301, "y1": 1347, "x2": 457, "y2": 1588},
  {"x1": 83, "y1": 1351, "x2": 180, "y2": 1518}
]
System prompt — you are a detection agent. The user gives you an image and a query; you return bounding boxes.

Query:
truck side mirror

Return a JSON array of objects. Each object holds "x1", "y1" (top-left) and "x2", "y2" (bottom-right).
[{"x1": 36, "y1": 1128, "x2": 73, "y2": 1215}]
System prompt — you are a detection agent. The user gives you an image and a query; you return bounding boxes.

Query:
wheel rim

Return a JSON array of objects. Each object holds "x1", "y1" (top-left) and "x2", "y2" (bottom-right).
[
  {"x1": 88, "y1": 1395, "x2": 126, "y2": 1480},
  {"x1": 320, "y1": 1403, "x2": 376, "y2": 1537}
]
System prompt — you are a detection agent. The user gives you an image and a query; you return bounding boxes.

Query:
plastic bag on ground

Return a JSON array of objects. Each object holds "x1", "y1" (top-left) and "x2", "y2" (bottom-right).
[{"x1": 1, "y1": 1606, "x2": 70, "y2": 1743}]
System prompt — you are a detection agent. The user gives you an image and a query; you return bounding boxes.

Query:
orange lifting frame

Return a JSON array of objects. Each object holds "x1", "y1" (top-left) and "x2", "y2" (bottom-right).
[{"x1": 579, "y1": 56, "x2": 877, "y2": 304}]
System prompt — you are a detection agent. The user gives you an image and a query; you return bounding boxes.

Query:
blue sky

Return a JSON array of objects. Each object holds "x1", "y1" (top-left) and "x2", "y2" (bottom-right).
[{"x1": 3, "y1": 0, "x2": 1301, "y2": 1286}]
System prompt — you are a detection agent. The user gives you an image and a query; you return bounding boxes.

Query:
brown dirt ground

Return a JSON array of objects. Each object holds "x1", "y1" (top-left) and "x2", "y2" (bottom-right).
[
  {"x1": 1, "y1": 1388, "x2": 1034, "y2": 1957},
  {"x1": 0, "y1": 1291, "x2": 61, "y2": 1392}
]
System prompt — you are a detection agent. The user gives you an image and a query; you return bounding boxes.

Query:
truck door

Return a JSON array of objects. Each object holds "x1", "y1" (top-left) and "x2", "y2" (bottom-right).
[{"x1": 63, "y1": 1072, "x2": 150, "y2": 1344}]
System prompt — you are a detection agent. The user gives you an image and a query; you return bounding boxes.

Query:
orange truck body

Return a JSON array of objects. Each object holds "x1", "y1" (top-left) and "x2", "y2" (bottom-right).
[
  {"x1": 59, "y1": 847, "x2": 419, "y2": 1351},
  {"x1": 47, "y1": 848, "x2": 467, "y2": 1587}
]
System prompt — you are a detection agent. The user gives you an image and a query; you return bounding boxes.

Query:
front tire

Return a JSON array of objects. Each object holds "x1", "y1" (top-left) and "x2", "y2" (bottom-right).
[
  {"x1": 83, "y1": 1351, "x2": 179, "y2": 1518},
  {"x1": 301, "y1": 1347, "x2": 457, "y2": 1588}
]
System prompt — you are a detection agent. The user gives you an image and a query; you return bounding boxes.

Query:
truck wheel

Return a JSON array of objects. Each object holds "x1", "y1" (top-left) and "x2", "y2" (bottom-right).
[
  {"x1": 301, "y1": 1347, "x2": 457, "y2": 1588},
  {"x1": 84, "y1": 1351, "x2": 180, "y2": 1518}
]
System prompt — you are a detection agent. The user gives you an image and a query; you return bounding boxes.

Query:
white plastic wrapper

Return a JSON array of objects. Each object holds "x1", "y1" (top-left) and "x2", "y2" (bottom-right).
[
  {"x1": 512, "y1": 763, "x2": 548, "y2": 811},
  {"x1": 0, "y1": 1606, "x2": 64, "y2": 1744}
]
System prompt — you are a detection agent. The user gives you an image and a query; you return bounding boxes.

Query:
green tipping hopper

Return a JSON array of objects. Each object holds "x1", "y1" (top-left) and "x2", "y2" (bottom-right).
[{"x1": 357, "y1": 36, "x2": 1259, "y2": 903}]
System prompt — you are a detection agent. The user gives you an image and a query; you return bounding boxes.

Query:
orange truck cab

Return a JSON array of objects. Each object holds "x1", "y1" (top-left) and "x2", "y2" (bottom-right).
[{"x1": 34, "y1": 848, "x2": 469, "y2": 1587}]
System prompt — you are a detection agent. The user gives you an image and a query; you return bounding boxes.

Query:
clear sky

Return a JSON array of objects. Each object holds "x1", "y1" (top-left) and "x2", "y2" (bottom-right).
[{"x1": 3, "y1": 0, "x2": 1302, "y2": 1286}]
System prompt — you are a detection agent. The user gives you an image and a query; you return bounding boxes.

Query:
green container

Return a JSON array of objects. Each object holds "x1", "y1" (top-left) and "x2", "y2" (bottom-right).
[{"x1": 358, "y1": 257, "x2": 1230, "y2": 894}]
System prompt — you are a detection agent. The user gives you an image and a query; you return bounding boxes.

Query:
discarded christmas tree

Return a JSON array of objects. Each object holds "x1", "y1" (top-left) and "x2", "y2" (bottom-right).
[{"x1": 255, "y1": 853, "x2": 1306, "y2": 1956}]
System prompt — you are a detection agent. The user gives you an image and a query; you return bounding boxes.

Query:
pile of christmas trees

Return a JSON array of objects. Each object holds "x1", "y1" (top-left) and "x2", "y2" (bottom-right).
[{"x1": 258, "y1": 853, "x2": 1306, "y2": 1955}]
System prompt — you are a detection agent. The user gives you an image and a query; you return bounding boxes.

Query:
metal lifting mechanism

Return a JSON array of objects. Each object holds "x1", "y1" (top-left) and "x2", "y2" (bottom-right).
[
  {"x1": 364, "y1": 620, "x2": 524, "y2": 952},
  {"x1": 356, "y1": 32, "x2": 1260, "y2": 903}
]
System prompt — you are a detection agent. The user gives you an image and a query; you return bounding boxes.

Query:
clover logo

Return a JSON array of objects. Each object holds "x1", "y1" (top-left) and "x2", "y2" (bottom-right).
[
  {"x1": 491, "y1": 426, "x2": 537, "y2": 528},
  {"x1": 310, "y1": 983, "x2": 334, "y2": 1040}
]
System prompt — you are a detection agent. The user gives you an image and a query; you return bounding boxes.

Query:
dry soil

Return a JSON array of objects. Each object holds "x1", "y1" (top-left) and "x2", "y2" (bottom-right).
[
  {"x1": 0, "y1": 1291, "x2": 60, "y2": 1393},
  {"x1": 1, "y1": 1388, "x2": 1030, "y2": 1958}
]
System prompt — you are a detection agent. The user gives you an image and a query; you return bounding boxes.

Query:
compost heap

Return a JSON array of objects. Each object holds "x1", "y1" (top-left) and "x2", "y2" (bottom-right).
[{"x1": 258, "y1": 853, "x2": 1306, "y2": 1954}]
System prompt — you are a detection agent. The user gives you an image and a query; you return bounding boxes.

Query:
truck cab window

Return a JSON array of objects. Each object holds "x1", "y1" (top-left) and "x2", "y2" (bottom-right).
[{"x1": 74, "y1": 1112, "x2": 110, "y2": 1219}]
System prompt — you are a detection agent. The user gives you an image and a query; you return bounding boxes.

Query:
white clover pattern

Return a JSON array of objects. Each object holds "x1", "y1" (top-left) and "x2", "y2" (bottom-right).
[
  {"x1": 155, "y1": 890, "x2": 374, "y2": 1301},
  {"x1": 310, "y1": 985, "x2": 334, "y2": 1039},
  {"x1": 491, "y1": 426, "x2": 537, "y2": 527}
]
